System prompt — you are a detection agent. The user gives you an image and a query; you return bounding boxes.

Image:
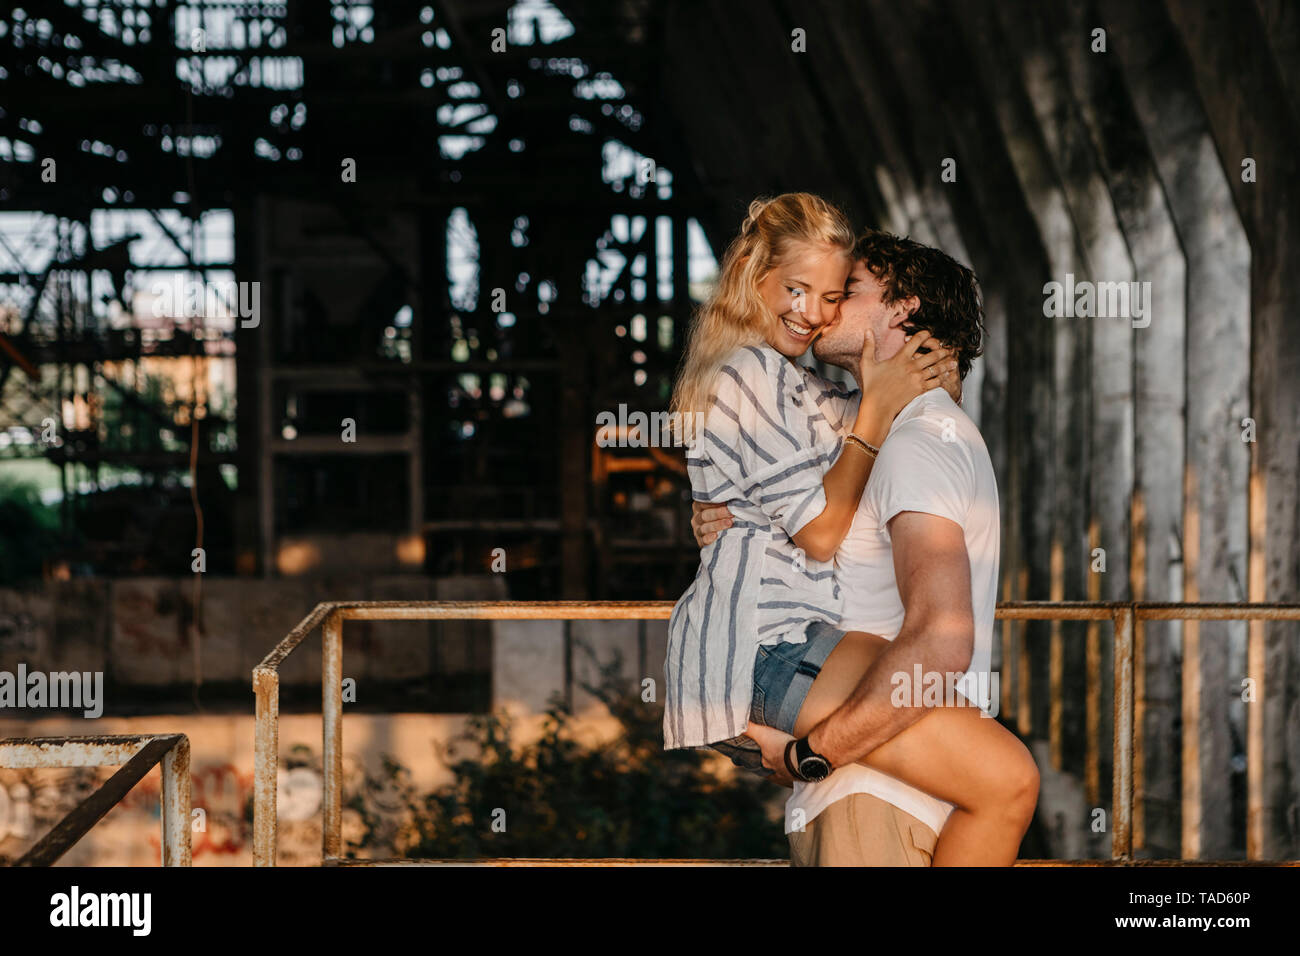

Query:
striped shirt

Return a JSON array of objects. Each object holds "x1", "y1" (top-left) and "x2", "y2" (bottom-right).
[{"x1": 664, "y1": 345, "x2": 856, "y2": 750}]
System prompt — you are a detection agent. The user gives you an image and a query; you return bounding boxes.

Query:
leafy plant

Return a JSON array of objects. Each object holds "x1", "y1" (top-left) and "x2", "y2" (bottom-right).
[
  {"x1": 0, "y1": 477, "x2": 60, "y2": 584},
  {"x1": 357, "y1": 648, "x2": 789, "y2": 861}
]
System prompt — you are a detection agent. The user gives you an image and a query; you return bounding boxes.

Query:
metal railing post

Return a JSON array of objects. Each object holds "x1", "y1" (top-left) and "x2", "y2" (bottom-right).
[
  {"x1": 1111, "y1": 603, "x2": 1135, "y2": 861},
  {"x1": 161, "y1": 735, "x2": 193, "y2": 866},
  {"x1": 1085, "y1": 619, "x2": 1102, "y2": 806},
  {"x1": 1247, "y1": 622, "x2": 1265, "y2": 859},
  {"x1": 253, "y1": 665, "x2": 280, "y2": 866},
  {"x1": 322, "y1": 609, "x2": 344, "y2": 861}
]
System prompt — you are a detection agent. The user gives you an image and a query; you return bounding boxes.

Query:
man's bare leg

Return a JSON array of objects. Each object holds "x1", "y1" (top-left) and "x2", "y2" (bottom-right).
[{"x1": 788, "y1": 631, "x2": 1039, "y2": 866}]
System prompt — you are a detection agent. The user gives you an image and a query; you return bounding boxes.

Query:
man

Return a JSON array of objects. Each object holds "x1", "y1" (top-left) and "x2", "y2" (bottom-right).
[{"x1": 693, "y1": 231, "x2": 1031, "y2": 865}]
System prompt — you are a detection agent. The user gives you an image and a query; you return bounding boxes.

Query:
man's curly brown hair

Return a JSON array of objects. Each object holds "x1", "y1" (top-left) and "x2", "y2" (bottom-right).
[{"x1": 853, "y1": 230, "x2": 985, "y2": 380}]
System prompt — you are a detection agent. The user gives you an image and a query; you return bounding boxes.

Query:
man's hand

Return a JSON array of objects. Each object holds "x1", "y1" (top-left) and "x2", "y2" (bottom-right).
[
  {"x1": 745, "y1": 721, "x2": 797, "y2": 788},
  {"x1": 690, "y1": 500, "x2": 733, "y2": 547}
]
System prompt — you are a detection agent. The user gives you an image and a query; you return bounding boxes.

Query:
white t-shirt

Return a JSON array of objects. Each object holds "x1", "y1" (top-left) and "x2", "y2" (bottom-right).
[{"x1": 784, "y1": 388, "x2": 1001, "y2": 838}]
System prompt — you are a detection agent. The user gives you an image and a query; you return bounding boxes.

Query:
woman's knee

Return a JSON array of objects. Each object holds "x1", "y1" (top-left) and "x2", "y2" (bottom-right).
[
  {"x1": 998, "y1": 738, "x2": 1040, "y2": 824},
  {"x1": 958, "y1": 724, "x2": 1039, "y2": 819}
]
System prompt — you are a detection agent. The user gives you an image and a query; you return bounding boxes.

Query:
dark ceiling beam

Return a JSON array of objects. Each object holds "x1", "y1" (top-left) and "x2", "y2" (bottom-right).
[
  {"x1": 809, "y1": 5, "x2": 915, "y2": 238},
  {"x1": 1251, "y1": 0, "x2": 1300, "y2": 128},
  {"x1": 699, "y1": 0, "x2": 863, "y2": 220},
  {"x1": 770, "y1": 0, "x2": 888, "y2": 229},
  {"x1": 852, "y1": 1, "x2": 975, "y2": 257},
  {"x1": 657, "y1": 3, "x2": 756, "y2": 252}
]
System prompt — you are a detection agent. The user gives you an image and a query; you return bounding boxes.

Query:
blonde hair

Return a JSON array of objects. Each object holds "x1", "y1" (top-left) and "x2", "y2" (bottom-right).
[{"x1": 670, "y1": 193, "x2": 854, "y2": 419}]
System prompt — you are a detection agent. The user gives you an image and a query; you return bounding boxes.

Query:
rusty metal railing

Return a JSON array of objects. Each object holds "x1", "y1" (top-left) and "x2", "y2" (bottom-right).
[
  {"x1": 0, "y1": 733, "x2": 192, "y2": 866},
  {"x1": 251, "y1": 600, "x2": 1300, "y2": 867}
]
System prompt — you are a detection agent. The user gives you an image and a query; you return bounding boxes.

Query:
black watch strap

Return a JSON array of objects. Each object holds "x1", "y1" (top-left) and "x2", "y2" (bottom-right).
[
  {"x1": 783, "y1": 740, "x2": 805, "y2": 781},
  {"x1": 795, "y1": 735, "x2": 833, "y2": 780}
]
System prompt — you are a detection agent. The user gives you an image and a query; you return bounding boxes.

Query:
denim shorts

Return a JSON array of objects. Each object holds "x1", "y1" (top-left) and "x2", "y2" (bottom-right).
[{"x1": 709, "y1": 620, "x2": 848, "y2": 777}]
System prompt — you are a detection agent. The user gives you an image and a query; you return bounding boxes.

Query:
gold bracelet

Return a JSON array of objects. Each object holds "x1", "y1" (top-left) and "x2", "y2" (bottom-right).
[{"x1": 843, "y1": 433, "x2": 879, "y2": 459}]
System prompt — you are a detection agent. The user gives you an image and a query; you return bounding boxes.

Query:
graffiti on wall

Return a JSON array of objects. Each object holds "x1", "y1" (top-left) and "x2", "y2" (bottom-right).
[{"x1": 0, "y1": 745, "x2": 425, "y2": 864}]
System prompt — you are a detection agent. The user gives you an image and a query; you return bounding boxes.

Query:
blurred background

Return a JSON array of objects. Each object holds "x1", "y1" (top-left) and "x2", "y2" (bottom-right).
[{"x1": 0, "y1": 0, "x2": 1296, "y2": 864}]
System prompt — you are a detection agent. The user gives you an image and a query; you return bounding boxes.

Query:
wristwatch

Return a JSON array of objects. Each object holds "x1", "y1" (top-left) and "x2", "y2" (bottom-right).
[{"x1": 784, "y1": 736, "x2": 833, "y2": 783}]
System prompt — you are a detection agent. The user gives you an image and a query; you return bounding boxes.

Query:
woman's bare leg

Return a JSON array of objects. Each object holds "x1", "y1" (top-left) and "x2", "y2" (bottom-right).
[{"x1": 789, "y1": 630, "x2": 1039, "y2": 866}]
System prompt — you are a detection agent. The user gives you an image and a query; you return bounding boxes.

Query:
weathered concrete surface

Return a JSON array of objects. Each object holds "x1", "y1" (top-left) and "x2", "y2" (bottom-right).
[
  {"x1": 1059, "y1": 0, "x2": 1189, "y2": 858},
  {"x1": 1096, "y1": 0, "x2": 1253, "y2": 860},
  {"x1": 0, "y1": 574, "x2": 507, "y2": 704},
  {"x1": 1166, "y1": 0, "x2": 1300, "y2": 860}
]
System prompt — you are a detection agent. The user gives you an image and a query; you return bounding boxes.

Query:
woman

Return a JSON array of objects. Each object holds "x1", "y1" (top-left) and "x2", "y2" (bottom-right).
[{"x1": 664, "y1": 193, "x2": 1035, "y2": 865}]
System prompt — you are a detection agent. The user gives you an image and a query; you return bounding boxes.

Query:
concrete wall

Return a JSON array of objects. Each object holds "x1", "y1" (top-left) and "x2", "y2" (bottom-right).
[{"x1": 0, "y1": 577, "x2": 671, "y2": 864}]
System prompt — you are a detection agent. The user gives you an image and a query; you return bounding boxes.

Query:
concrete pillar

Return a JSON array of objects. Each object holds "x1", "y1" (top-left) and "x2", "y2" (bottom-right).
[
  {"x1": 838, "y1": 0, "x2": 968, "y2": 257},
  {"x1": 1102, "y1": 0, "x2": 1253, "y2": 859},
  {"x1": 997, "y1": 3, "x2": 1141, "y2": 807},
  {"x1": 849, "y1": 0, "x2": 990, "y2": 423},
  {"x1": 1166, "y1": 0, "x2": 1300, "y2": 860},
  {"x1": 1056, "y1": 0, "x2": 1189, "y2": 858},
  {"x1": 950, "y1": 0, "x2": 1094, "y2": 781},
  {"x1": 888, "y1": 0, "x2": 1058, "y2": 753}
]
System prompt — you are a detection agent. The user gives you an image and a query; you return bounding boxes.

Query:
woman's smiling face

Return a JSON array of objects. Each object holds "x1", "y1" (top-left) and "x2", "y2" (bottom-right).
[{"x1": 756, "y1": 241, "x2": 851, "y2": 359}]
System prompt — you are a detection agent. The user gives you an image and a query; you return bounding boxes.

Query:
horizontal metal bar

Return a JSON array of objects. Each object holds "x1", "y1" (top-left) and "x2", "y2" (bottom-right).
[
  {"x1": 254, "y1": 602, "x2": 680, "y2": 678},
  {"x1": 322, "y1": 857, "x2": 1300, "y2": 867},
  {"x1": 0, "y1": 734, "x2": 161, "y2": 768},
  {"x1": 1135, "y1": 602, "x2": 1300, "y2": 620},
  {"x1": 335, "y1": 601, "x2": 676, "y2": 622},
  {"x1": 1011, "y1": 859, "x2": 1300, "y2": 867},
  {"x1": 324, "y1": 857, "x2": 791, "y2": 867},
  {"x1": 15, "y1": 735, "x2": 184, "y2": 867},
  {"x1": 254, "y1": 604, "x2": 1300, "y2": 677},
  {"x1": 997, "y1": 602, "x2": 1300, "y2": 621},
  {"x1": 996, "y1": 603, "x2": 1116, "y2": 621},
  {"x1": 265, "y1": 600, "x2": 1300, "y2": 637}
]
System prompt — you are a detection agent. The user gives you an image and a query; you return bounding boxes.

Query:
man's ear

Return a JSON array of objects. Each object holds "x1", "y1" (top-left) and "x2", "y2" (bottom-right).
[{"x1": 901, "y1": 295, "x2": 921, "y2": 319}]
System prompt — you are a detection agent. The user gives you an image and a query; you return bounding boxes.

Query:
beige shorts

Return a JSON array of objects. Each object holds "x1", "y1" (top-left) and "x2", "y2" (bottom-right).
[{"x1": 788, "y1": 792, "x2": 939, "y2": 867}]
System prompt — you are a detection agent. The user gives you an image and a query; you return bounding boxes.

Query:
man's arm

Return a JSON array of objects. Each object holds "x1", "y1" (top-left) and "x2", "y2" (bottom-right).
[{"x1": 805, "y1": 510, "x2": 975, "y2": 769}]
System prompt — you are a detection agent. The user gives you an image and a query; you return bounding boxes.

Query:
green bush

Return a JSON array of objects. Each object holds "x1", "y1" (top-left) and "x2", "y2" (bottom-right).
[
  {"x1": 0, "y1": 477, "x2": 60, "y2": 584},
  {"x1": 356, "y1": 650, "x2": 790, "y2": 861}
]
